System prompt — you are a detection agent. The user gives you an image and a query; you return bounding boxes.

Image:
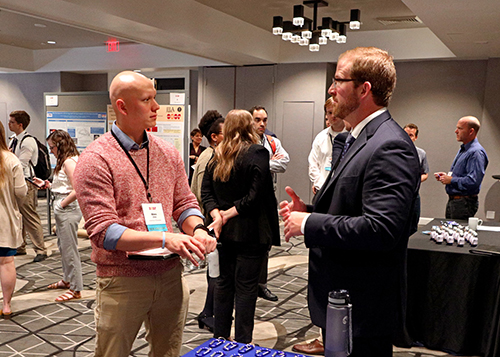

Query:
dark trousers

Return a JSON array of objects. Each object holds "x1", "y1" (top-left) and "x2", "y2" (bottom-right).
[
  {"x1": 322, "y1": 328, "x2": 392, "y2": 357},
  {"x1": 445, "y1": 196, "x2": 478, "y2": 220},
  {"x1": 214, "y1": 242, "x2": 268, "y2": 343},
  {"x1": 258, "y1": 248, "x2": 270, "y2": 287}
]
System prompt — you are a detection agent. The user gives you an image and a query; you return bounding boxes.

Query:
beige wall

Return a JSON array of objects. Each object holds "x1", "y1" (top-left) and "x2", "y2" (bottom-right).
[
  {"x1": 200, "y1": 58, "x2": 499, "y2": 221},
  {"x1": 390, "y1": 60, "x2": 494, "y2": 220}
]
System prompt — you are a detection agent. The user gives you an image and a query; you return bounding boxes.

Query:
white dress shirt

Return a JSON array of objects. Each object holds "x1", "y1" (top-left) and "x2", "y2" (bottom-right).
[{"x1": 9, "y1": 130, "x2": 38, "y2": 178}]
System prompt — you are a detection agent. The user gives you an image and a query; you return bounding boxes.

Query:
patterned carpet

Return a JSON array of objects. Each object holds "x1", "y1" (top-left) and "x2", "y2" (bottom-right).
[{"x1": 0, "y1": 198, "x2": 479, "y2": 356}]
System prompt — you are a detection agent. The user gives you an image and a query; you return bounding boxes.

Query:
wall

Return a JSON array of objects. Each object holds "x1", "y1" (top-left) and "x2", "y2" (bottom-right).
[
  {"x1": 199, "y1": 62, "x2": 330, "y2": 204},
  {"x1": 0, "y1": 72, "x2": 60, "y2": 141},
  {"x1": 390, "y1": 60, "x2": 490, "y2": 219},
  {"x1": 199, "y1": 59, "x2": 500, "y2": 221}
]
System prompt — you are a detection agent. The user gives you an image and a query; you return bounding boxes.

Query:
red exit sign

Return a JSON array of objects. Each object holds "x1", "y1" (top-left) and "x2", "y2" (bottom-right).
[{"x1": 106, "y1": 38, "x2": 120, "y2": 52}]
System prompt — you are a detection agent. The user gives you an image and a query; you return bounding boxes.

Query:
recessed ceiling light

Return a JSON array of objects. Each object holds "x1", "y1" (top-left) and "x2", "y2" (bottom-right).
[
  {"x1": 133, "y1": 69, "x2": 142, "y2": 72},
  {"x1": 47, "y1": 41, "x2": 56, "y2": 44},
  {"x1": 34, "y1": 23, "x2": 46, "y2": 28}
]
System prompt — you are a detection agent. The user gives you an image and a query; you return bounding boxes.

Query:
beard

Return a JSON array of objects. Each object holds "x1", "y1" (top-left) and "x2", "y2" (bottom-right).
[{"x1": 334, "y1": 91, "x2": 360, "y2": 120}]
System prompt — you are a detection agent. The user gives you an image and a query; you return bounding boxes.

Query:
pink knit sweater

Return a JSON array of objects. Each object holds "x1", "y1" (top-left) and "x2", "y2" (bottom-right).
[{"x1": 74, "y1": 132, "x2": 199, "y2": 277}]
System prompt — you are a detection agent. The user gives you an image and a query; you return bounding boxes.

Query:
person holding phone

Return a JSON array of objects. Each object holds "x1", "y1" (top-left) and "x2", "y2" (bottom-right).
[
  {"x1": 0, "y1": 121, "x2": 27, "y2": 316},
  {"x1": 34, "y1": 130, "x2": 83, "y2": 302}
]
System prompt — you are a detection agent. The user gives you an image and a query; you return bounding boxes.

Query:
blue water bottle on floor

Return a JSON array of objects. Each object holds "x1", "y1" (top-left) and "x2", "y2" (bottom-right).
[{"x1": 325, "y1": 289, "x2": 352, "y2": 357}]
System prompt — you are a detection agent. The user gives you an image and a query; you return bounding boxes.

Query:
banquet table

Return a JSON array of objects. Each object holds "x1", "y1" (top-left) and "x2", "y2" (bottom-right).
[{"x1": 403, "y1": 218, "x2": 500, "y2": 356}]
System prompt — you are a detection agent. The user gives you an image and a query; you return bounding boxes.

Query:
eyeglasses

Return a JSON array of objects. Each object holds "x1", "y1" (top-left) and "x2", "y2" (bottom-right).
[{"x1": 332, "y1": 77, "x2": 357, "y2": 88}]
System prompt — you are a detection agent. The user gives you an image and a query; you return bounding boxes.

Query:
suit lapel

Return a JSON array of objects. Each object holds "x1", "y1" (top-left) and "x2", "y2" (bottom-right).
[{"x1": 313, "y1": 111, "x2": 392, "y2": 209}]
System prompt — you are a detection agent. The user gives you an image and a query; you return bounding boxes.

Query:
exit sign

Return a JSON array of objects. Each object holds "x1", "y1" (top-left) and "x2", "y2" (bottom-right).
[{"x1": 106, "y1": 38, "x2": 120, "y2": 52}]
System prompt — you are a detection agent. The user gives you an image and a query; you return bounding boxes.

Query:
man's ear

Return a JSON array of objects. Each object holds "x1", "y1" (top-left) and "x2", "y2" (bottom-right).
[
  {"x1": 360, "y1": 81, "x2": 372, "y2": 97},
  {"x1": 116, "y1": 99, "x2": 127, "y2": 115}
]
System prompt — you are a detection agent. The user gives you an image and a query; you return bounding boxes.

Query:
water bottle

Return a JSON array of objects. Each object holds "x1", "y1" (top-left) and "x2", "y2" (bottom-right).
[
  {"x1": 207, "y1": 248, "x2": 219, "y2": 278},
  {"x1": 325, "y1": 289, "x2": 352, "y2": 357}
]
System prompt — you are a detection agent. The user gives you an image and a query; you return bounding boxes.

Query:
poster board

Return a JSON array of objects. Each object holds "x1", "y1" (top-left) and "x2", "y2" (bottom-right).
[
  {"x1": 45, "y1": 92, "x2": 189, "y2": 172},
  {"x1": 107, "y1": 104, "x2": 186, "y2": 162}
]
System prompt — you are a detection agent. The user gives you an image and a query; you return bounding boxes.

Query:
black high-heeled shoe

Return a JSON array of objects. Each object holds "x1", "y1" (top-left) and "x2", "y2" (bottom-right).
[{"x1": 197, "y1": 313, "x2": 214, "y2": 332}]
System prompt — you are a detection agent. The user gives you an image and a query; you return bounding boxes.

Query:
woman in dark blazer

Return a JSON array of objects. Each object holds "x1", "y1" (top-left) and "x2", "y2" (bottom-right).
[{"x1": 201, "y1": 109, "x2": 279, "y2": 343}]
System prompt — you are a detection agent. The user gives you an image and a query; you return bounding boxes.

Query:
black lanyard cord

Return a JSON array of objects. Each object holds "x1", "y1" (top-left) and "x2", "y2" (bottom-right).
[{"x1": 111, "y1": 129, "x2": 152, "y2": 203}]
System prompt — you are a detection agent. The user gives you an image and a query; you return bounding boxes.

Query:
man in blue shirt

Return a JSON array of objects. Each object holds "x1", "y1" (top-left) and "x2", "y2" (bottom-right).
[{"x1": 435, "y1": 116, "x2": 488, "y2": 220}]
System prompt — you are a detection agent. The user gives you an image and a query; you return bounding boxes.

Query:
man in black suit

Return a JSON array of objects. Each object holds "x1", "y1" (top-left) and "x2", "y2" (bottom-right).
[{"x1": 280, "y1": 47, "x2": 420, "y2": 357}]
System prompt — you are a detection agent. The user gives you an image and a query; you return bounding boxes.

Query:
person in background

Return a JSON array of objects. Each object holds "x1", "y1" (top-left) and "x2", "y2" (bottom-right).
[
  {"x1": 34, "y1": 130, "x2": 83, "y2": 302},
  {"x1": 0, "y1": 121, "x2": 28, "y2": 317},
  {"x1": 404, "y1": 123, "x2": 429, "y2": 183},
  {"x1": 189, "y1": 128, "x2": 206, "y2": 184},
  {"x1": 404, "y1": 123, "x2": 429, "y2": 224},
  {"x1": 74, "y1": 71, "x2": 216, "y2": 356},
  {"x1": 201, "y1": 109, "x2": 280, "y2": 343},
  {"x1": 250, "y1": 105, "x2": 288, "y2": 302},
  {"x1": 308, "y1": 97, "x2": 348, "y2": 195},
  {"x1": 435, "y1": 116, "x2": 488, "y2": 220},
  {"x1": 191, "y1": 111, "x2": 224, "y2": 213},
  {"x1": 191, "y1": 110, "x2": 224, "y2": 333},
  {"x1": 8, "y1": 110, "x2": 47, "y2": 262}
]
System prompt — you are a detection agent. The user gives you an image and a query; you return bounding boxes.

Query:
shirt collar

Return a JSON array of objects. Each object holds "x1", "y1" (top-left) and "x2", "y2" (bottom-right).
[
  {"x1": 14, "y1": 130, "x2": 27, "y2": 139},
  {"x1": 111, "y1": 122, "x2": 149, "y2": 151},
  {"x1": 461, "y1": 138, "x2": 476, "y2": 151},
  {"x1": 327, "y1": 126, "x2": 348, "y2": 136},
  {"x1": 350, "y1": 108, "x2": 387, "y2": 139}
]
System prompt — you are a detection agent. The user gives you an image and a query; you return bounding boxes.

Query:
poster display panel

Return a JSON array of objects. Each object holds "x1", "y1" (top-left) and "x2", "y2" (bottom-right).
[
  {"x1": 107, "y1": 104, "x2": 185, "y2": 159},
  {"x1": 47, "y1": 111, "x2": 107, "y2": 167}
]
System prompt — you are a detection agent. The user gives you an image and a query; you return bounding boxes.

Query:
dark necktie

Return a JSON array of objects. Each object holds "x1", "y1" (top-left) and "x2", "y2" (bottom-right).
[
  {"x1": 340, "y1": 134, "x2": 356, "y2": 162},
  {"x1": 10, "y1": 137, "x2": 18, "y2": 153}
]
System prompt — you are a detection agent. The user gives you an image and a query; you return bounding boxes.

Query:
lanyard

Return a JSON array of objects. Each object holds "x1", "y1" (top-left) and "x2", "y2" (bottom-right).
[{"x1": 111, "y1": 130, "x2": 152, "y2": 203}]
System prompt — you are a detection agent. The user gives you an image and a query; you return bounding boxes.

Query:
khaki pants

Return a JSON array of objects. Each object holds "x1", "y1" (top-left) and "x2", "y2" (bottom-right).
[
  {"x1": 18, "y1": 184, "x2": 46, "y2": 255},
  {"x1": 94, "y1": 262, "x2": 189, "y2": 357}
]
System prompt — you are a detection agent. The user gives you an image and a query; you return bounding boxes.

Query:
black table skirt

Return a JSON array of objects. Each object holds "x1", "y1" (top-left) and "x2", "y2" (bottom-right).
[{"x1": 400, "y1": 219, "x2": 500, "y2": 356}]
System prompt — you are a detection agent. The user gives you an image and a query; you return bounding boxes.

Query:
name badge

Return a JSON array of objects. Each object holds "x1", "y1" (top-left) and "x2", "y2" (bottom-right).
[
  {"x1": 325, "y1": 157, "x2": 332, "y2": 171},
  {"x1": 142, "y1": 203, "x2": 168, "y2": 232}
]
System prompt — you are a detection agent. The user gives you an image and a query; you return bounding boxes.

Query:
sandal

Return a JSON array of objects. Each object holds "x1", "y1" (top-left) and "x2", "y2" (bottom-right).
[
  {"x1": 0, "y1": 309, "x2": 13, "y2": 318},
  {"x1": 48, "y1": 280, "x2": 70, "y2": 289},
  {"x1": 55, "y1": 290, "x2": 81, "y2": 302}
]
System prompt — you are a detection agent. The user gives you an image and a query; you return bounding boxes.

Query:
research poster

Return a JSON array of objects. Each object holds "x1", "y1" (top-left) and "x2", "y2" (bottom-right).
[
  {"x1": 47, "y1": 111, "x2": 107, "y2": 166},
  {"x1": 107, "y1": 104, "x2": 185, "y2": 159}
]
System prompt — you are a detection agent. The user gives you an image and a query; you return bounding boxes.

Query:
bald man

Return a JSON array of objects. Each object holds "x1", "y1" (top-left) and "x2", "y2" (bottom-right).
[
  {"x1": 435, "y1": 116, "x2": 488, "y2": 220},
  {"x1": 74, "y1": 71, "x2": 216, "y2": 356}
]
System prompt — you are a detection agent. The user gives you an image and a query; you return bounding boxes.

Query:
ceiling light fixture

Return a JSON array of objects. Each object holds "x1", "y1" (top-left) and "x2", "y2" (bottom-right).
[
  {"x1": 272, "y1": 0, "x2": 361, "y2": 52},
  {"x1": 47, "y1": 41, "x2": 56, "y2": 44}
]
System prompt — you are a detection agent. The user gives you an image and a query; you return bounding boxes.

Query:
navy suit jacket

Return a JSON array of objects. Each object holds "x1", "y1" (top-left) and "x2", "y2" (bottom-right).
[{"x1": 304, "y1": 110, "x2": 420, "y2": 338}]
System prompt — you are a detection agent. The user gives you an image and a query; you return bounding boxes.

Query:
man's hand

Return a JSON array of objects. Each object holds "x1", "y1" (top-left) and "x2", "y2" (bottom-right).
[
  {"x1": 271, "y1": 153, "x2": 285, "y2": 161},
  {"x1": 434, "y1": 172, "x2": 452, "y2": 185},
  {"x1": 283, "y1": 211, "x2": 309, "y2": 242},
  {"x1": 165, "y1": 233, "x2": 207, "y2": 267},
  {"x1": 192, "y1": 229, "x2": 217, "y2": 254},
  {"x1": 279, "y1": 186, "x2": 308, "y2": 242},
  {"x1": 279, "y1": 186, "x2": 307, "y2": 219}
]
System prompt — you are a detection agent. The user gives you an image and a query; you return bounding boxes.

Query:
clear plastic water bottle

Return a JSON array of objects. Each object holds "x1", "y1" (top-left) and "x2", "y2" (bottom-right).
[
  {"x1": 325, "y1": 289, "x2": 352, "y2": 357},
  {"x1": 207, "y1": 248, "x2": 219, "y2": 278}
]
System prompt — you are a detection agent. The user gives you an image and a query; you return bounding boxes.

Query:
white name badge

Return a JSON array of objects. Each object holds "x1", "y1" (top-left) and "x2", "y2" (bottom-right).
[{"x1": 142, "y1": 203, "x2": 168, "y2": 232}]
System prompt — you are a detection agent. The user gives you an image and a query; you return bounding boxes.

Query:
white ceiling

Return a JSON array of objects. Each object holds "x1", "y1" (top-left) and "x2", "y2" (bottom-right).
[{"x1": 0, "y1": 0, "x2": 498, "y2": 73}]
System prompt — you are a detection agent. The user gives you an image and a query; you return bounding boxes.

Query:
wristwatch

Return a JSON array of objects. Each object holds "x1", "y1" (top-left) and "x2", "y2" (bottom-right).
[{"x1": 193, "y1": 223, "x2": 210, "y2": 235}]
